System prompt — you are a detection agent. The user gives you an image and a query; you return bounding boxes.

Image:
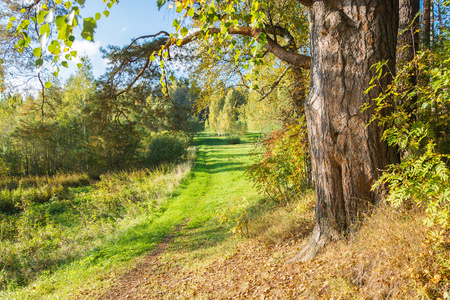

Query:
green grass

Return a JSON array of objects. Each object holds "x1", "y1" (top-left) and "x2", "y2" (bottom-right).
[{"x1": 0, "y1": 133, "x2": 262, "y2": 299}]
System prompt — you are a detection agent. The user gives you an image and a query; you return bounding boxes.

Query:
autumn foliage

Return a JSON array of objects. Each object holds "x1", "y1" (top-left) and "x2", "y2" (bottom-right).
[{"x1": 246, "y1": 117, "x2": 310, "y2": 204}]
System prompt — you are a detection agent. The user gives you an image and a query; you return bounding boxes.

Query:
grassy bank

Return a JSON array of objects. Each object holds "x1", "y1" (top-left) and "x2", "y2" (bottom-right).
[{"x1": 0, "y1": 148, "x2": 196, "y2": 298}]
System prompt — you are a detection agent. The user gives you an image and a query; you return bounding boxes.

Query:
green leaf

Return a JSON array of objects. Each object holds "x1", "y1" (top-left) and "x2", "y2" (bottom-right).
[
  {"x1": 95, "y1": 13, "x2": 101, "y2": 21},
  {"x1": 44, "y1": 82, "x2": 52, "y2": 88},
  {"x1": 61, "y1": 61, "x2": 68, "y2": 68},
  {"x1": 150, "y1": 54, "x2": 156, "y2": 61},
  {"x1": 77, "y1": 63, "x2": 83, "y2": 69},
  {"x1": 103, "y1": 10, "x2": 110, "y2": 18},
  {"x1": 33, "y1": 47, "x2": 42, "y2": 58},
  {"x1": 157, "y1": 0, "x2": 167, "y2": 9},
  {"x1": 169, "y1": 75, "x2": 176, "y2": 82},
  {"x1": 48, "y1": 40, "x2": 61, "y2": 55},
  {"x1": 81, "y1": 17, "x2": 97, "y2": 41},
  {"x1": 55, "y1": 16, "x2": 71, "y2": 40},
  {"x1": 39, "y1": 23, "x2": 50, "y2": 37},
  {"x1": 180, "y1": 27, "x2": 189, "y2": 37},
  {"x1": 75, "y1": 0, "x2": 86, "y2": 5},
  {"x1": 35, "y1": 58, "x2": 44, "y2": 68},
  {"x1": 37, "y1": 10, "x2": 49, "y2": 25},
  {"x1": 188, "y1": 8, "x2": 195, "y2": 17}
]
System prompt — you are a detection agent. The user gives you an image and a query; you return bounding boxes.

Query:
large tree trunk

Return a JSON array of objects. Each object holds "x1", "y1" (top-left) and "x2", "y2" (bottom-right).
[
  {"x1": 292, "y1": 1, "x2": 399, "y2": 261},
  {"x1": 397, "y1": 0, "x2": 420, "y2": 120},
  {"x1": 398, "y1": 0, "x2": 420, "y2": 66},
  {"x1": 422, "y1": 0, "x2": 431, "y2": 48}
]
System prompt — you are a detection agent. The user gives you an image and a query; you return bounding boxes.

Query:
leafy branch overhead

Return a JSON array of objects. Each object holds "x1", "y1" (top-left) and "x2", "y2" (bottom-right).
[
  {"x1": 7, "y1": 0, "x2": 310, "y2": 95},
  {"x1": 7, "y1": 0, "x2": 117, "y2": 85},
  {"x1": 111, "y1": 0, "x2": 310, "y2": 95}
]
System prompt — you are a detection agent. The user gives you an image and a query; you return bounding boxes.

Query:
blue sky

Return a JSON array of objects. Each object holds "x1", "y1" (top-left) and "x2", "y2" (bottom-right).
[{"x1": 64, "y1": 0, "x2": 176, "y2": 79}]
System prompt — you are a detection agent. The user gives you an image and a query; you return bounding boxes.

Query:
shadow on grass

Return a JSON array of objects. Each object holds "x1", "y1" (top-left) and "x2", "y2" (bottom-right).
[
  {"x1": 79, "y1": 133, "x2": 255, "y2": 271},
  {"x1": 194, "y1": 132, "x2": 262, "y2": 147},
  {"x1": 169, "y1": 225, "x2": 230, "y2": 254}
]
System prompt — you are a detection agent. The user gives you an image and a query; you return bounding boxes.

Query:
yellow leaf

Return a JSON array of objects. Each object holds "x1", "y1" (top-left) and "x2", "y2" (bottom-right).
[{"x1": 431, "y1": 274, "x2": 441, "y2": 284}]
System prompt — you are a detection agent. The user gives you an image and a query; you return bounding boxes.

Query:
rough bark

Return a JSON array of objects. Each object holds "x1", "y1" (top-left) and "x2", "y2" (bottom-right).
[
  {"x1": 397, "y1": 0, "x2": 420, "y2": 66},
  {"x1": 397, "y1": 0, "x2": 420, "y2": 120},
  {"x1": 422, "y1": 0, "x2": 431, "y2": 48},
  {"x1": 291, "y1": 1, "x2": 399, "y2": 262}
]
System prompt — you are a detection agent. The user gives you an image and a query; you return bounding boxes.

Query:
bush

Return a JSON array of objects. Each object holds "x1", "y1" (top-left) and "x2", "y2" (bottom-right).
[
  {"x1": 246, "y1": 118, "x2": 311, "y2": 203},
  {"x1": 144, "y1": 132, "x2": 189, "y2": 167},
  {"x1": 187, "y1": 116, "x2": 204, "y2": 135},
  {"x1": 368, "y1": 48, "x2": 450, "y2": 245},
  {"x1": 227, "y1": 134, "x2": 241, "y2": 145}
]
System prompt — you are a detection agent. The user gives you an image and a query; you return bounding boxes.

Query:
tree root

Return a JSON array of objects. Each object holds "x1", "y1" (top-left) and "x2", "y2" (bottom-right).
[{"x1": 288, "y1": 225, "x2": 335, "y2": 263}]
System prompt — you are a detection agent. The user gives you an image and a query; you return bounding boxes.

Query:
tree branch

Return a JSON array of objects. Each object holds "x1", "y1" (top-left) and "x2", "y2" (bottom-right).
[
  {"x1": 114, "y1": 25, "x2": 310, "y2": 96},
  {"x1": 295, "y1": 0, "x2": 313, "y2": 6},
  {"x1": 171, "y1": 27, "x2": 311, "y2": 68},
  {"x1": 257, "y1": 66, "x2": 291, "y2": 102},
  {"x1": 116, "y1": 56, "x2": 151, "y2": 97},
  {"x1": 120, "y1": 31, "x2": 170, "y2": 56}
]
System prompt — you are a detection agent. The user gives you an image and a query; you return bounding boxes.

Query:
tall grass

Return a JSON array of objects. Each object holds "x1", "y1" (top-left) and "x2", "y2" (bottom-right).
[
  {"x1": 0, "y1": 173, "x2": 91, "y2": 213},
  {"x1": 0, "y1": 148, "x2": 196, "y2": 291}
]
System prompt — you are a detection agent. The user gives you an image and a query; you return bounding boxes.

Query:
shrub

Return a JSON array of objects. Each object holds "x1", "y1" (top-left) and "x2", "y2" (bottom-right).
[
  {"x1": 227, "y1": 134, "x2": 241, "y2": 145},
  {"x1": 246, "y1": 117, "x2": 311, "y2": 203},
  {"x1": 143, "y1": 132, "x2": 189, "y2": 167},
  {"x1": 368, "y1": 48, "x2": 450, "y2": 245}
]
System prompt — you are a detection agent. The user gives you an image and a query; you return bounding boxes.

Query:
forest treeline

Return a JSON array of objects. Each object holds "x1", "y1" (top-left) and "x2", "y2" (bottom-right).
[{"x1": 0, "y1": 63, "x2": 203, "y2": 176}]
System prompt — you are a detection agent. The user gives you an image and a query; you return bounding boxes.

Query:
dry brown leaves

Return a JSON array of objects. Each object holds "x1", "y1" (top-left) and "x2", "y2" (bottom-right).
[{"x1": 72, "y1": 207, "x2": 449, "y2": 300}]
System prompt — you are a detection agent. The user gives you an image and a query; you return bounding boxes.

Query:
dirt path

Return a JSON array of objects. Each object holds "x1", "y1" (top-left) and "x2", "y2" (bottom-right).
[{"x1": 98, "y1": 219, "x2": 190, "y2": 299}]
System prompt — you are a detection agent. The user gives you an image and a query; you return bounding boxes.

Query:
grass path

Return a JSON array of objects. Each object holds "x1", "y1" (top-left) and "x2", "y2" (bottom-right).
[{"x1": 74, "y1": 133, "x2": 262, "y2": 299}]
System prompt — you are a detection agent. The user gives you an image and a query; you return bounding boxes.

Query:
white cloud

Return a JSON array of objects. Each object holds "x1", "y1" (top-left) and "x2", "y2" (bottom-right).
[
  {"x1": 60, "y1": 40, "x2": 104, "y2": 78},
  {"x1": 102, "y1": 58, "x2": 111, "y2": 68},
  {"x1": 121, "y1": 26, "x2": 128, "y2": 33},
  {"x1": 72, "y1": 40, "x2": 101, "y2": 57}
]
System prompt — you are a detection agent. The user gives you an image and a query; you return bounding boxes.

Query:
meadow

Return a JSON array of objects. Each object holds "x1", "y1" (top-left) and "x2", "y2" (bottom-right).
[{"x1": 0, "y1": 147, "x2": 196, "y2": 297}]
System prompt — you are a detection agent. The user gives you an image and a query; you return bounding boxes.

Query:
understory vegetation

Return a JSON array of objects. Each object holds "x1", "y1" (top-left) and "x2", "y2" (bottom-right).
[{"x1": 0, "y1": 146, "x2": 196, "y2": 291}]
